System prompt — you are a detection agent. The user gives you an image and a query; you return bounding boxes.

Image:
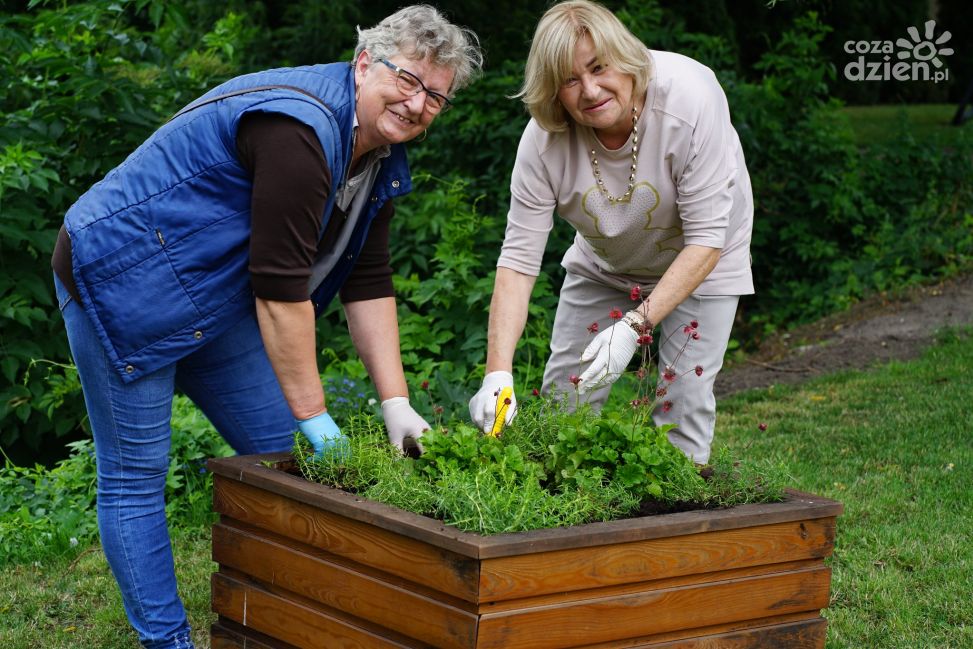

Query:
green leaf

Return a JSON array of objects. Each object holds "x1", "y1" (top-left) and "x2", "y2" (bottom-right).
[{"x1": 1, "y1": 357, "x2": 19, "y2": 384}]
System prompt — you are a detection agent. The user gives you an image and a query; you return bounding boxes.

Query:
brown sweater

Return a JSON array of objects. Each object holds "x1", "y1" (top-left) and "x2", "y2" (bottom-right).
[{"x1": 52, "y1": 112, "x2": 394, "y2": 305}]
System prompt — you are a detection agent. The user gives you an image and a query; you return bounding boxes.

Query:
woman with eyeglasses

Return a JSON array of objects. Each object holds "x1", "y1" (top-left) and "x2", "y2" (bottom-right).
[
  {"x1": 50, "y1": 6, "x2": 480, "y2": 648},
  {"x1": 469, "y1": 0, "x2": 753, "y2": 466}
]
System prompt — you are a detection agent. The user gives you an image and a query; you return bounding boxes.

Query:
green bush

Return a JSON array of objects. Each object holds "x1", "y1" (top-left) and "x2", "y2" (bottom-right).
[
  {"x1": 0, "y1": 1, "x2": 253, "y2": 457},
  {"x1": 725, "y1": 13, "x2": 973, "y2": 333},
  {"x1": 0, "y1": 396, "x2": 232, "y2": 568}
]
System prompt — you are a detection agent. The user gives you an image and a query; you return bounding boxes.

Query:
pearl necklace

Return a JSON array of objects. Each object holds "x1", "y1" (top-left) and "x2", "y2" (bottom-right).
[{"x1": 588, "y1": 106, "x2": 639, "y2": 204}]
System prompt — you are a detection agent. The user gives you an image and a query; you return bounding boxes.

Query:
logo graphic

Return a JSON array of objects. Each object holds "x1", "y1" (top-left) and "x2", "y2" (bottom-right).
[
  {"x1": 844, "y1": 20, "x2": 953, "y2": 83},
  {"x1": 897, "y1": 21, "x2": 953, "y2": 68}
]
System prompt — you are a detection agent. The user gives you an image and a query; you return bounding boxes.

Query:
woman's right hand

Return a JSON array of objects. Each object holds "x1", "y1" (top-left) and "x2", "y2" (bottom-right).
[
  {"x1": 297, "y1": 411, "x2": 351, "y2": 458},
  {"x1": 469, "y1": 371, "x2": 517, "y2": 433}
]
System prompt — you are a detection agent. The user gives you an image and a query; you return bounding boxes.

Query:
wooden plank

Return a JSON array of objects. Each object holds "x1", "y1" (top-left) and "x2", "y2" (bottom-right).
[
  {"x1": 209, "y1": 454, "x2": 484, "y2": 556},
  {"x1": 479, "y1": 518, "x2": 836, "y2": 601},
  {"x1": 573, "y1": 612, "x2": 824, "y2": 648},
  {"x1": 212, "y1": 619, "x2": 299, "y2": 648},
  {"x1": 474, "y1": 491, "x2": 843, "y2": 558},
  {"x1": 474, "y1": 565, "x2": 831, "y2": 649},
  {"x1": 213, "y1": 520, "x2": 478, "y2": 649},
  {"x1": 635, "y1": 618, "x2": 827, "y2": 648},
  {"x1": 478, "y1": 559, "x2": 826, "y2": 615},
  {"x1": 212, "y1": 570, "x2": 429, "y2": 648},
  {"x1": 213, "y1": 476, "x2": 481, "y2": 601}
]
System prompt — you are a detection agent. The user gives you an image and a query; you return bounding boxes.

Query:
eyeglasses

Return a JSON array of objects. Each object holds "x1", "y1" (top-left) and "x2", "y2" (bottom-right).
[{"x1": 377, "y1": 58, "x2": 453, "y2": 113}]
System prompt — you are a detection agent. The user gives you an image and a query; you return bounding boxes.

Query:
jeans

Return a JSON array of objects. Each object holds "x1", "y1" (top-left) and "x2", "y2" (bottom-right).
[
  {"x1": 54, "y1": 274, "x2": 294, "y2": 649},
  {"x1": 542, "y1": 271, "x2": 740, "y2": 464}
]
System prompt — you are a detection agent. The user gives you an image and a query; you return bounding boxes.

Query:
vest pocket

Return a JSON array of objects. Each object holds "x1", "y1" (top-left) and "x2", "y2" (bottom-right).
[{"x1": 77, "y1": 229, "x2": 201, "y2": 357}]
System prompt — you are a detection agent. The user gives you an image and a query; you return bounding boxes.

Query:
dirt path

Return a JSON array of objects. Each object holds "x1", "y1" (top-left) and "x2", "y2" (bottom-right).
[{"x1": 714, "y1": 272, "x2": 973, "y2": 397}]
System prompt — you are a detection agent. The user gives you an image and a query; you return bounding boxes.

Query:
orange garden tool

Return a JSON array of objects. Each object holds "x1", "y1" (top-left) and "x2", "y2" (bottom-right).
[{"x1": 489, "y1": 386, "x2": 513, "y2": 437}]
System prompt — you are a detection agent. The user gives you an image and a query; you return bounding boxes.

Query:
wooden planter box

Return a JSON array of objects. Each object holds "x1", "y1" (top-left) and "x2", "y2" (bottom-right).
[{"x1": 208, "y1": 453, "x2": 842, "y2": 649}]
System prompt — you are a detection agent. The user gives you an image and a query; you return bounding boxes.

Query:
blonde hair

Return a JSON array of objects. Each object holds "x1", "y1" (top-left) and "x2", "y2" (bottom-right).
[
  {"x1": 355, "y1": 5, "x2": 483, "y2": 95},
  {"x1": 517, "y1": 0, "x2": 651, "y2": 132}
]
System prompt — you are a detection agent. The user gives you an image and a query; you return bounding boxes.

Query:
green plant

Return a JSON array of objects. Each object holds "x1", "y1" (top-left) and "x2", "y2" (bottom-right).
[
  {"x1": 0, "y1": 394, "x2": 232, "y2": 567},
  {"x1": 0, "y1": 438, "x2": 97, "y2": 566},
  {"x1": 295, "y1": 383, "x2": 788, "y2": 536},
  {"x1": 0, "y1": 1, "x2": 255, "y2": 460},
  {"x1": 546, "y1": 414, "x2": 691, "y2": 500}
]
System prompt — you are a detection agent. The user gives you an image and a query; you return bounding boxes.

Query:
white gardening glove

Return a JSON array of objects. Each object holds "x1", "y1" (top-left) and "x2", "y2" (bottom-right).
[
  {"x1": 380, "y1": 397, "x2": 430, "y2": 454},
  {"x1": 468, "y1": 370, "x2": 517, "y2": 433},
  {"x1": 577, "y1": 321, "x2": 640, "y2": 395}
]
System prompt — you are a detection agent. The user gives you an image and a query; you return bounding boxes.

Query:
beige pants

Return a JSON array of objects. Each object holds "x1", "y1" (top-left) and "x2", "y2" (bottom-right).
[{"x1": 541, "y1": 271, "x2": 740, "y2": 464}]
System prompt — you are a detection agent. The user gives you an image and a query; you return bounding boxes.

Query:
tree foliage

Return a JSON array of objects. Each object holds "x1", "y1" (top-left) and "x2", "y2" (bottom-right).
[{"x1": 0, "y1": 1, "x2": 254, "y2": 459}]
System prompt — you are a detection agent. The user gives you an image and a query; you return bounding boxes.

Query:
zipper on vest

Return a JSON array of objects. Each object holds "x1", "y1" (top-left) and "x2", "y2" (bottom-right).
[{"x1": 156, "y1": 229, "x2": 165, "y2": 246}]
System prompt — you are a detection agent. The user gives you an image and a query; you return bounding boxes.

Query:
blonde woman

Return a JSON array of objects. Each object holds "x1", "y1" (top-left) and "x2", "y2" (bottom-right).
[{"x1": 469, "y1": 0, "x2": 753, "y2": 464}]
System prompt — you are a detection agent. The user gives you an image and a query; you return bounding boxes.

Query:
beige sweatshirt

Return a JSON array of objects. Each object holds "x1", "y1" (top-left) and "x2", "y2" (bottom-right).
[{"x1": 498, "y1": 49, "x2": 754, "y2": 296}]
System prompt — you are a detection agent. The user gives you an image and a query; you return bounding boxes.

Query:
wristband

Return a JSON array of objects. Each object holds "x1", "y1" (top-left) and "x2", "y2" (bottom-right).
[{"x1": 622, "y1": 310, "x2": 651, "y2": 334}]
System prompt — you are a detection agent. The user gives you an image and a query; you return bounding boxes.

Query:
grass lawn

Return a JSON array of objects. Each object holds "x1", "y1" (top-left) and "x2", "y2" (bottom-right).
[
  {"x1": 718, "y1": 328, "x2": 973, "y2": 648},
  {"x1": 841, "y1": 103, "x2": 970, "y2": 147},
  {"x1": 2, "y1": 329, "x2": 971, "y2": 648},
  {"x1": 0, "y1": 528, "x2": 216, "y2": 649}
]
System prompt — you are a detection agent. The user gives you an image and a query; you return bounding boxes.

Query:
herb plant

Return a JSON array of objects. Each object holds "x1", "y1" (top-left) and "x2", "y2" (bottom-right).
[{"x1": 295, "y1": 400, "x2": 787, "y2": 536}]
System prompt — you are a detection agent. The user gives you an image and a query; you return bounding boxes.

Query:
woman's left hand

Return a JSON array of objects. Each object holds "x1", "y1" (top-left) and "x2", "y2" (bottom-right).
[
  {"x1": 577, "y1": 321, "x2": 640, "y2": 394},
  {"x1": 380, "y1": 397, "x2": 430, "y2": 454}
]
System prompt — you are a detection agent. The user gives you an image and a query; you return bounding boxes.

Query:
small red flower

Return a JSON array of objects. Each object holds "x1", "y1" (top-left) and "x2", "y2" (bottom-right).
[
  {"x1": 662, "y1": 400, "x2": 673, "y2": 413},
  {"x1": 636, "y1": 367, "x2": 646, "y2": 379},
  {"x1": 433, "y1": 405, "x2": 444, "y2": 415},
  {"x1": 692, "y1": 331, "x2": 700, "y2": 340},
  {"x1": 609, "y1": 308, "x2": 623, "y2": 320},
  {"x1": 683, "y1": 325, "x2": 693, "y2": 335},
  {"x1": 656, "y1": 386, "x2": 668, "y2": 397},
  {"x1": 587, "y1": 322, "x2": 599, "y2": 334},
  {"x1": 503, "y1": 397, "x2": 512, "y2": 405},
  {"x1": 421, "y1": 380, "x2": 429, "y2": 390},
  {"x1": 568, "y1": 374, "x2": 581, "y2": 387},
  {"x1": 663, "y1": 367, "x2": 676, "y2": 382},
  {"x1": 630, "y1": 399, "x2": 641, "y2": 408},
  {"x1": 637, "y1": 334, "x2": 653, "y2": 345},
  {"x1": 532, "y1": 388, "x2": 540, "y2": 397},
  {"x1": 758, "y1": 422, "x2": 768, "y2": 432},
  {"x1": 690, "y1": 320, "x2": 699, "y2": 329},
  {"x1": 629, "y1": 285, "x2": 642, "y2": 301},
  {"x1": 695, "y1": 365, "x2": 703, "y2": 377}
]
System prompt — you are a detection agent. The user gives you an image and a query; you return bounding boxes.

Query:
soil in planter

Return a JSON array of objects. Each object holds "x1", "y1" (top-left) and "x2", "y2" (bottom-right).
[{"x1": 625, "y1": 498, "x2": 722, "y2": 517}]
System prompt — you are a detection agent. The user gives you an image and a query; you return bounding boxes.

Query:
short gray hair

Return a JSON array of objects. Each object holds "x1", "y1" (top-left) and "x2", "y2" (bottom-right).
[{"x1": 354, "y1": 5, "x2": 483, "y2": 95}]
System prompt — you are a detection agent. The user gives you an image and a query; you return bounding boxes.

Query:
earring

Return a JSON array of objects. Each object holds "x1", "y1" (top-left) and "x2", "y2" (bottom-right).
[{"x1": 415, "y1": 129, "x2": 428, "y2": 142}]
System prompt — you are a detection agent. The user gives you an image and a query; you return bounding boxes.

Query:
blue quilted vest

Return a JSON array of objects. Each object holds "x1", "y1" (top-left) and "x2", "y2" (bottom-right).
[{"x1": 64, "y1": 63, "x2": 412, "y2": 382}]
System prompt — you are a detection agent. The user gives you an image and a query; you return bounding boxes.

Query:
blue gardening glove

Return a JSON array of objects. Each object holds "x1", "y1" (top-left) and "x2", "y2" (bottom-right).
[
  {"x1": 469, "y1": 371, "x2": 517, "y2": 433},
  {"x1": 297, "y1": 411, "x2": 351, "y2": 459},
  {"x1": 577, "y1": 320, "x2": 640, "y2": 395},
  {"x1": 380, "y1": 397, "x2": 430, "y2": 454}
]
